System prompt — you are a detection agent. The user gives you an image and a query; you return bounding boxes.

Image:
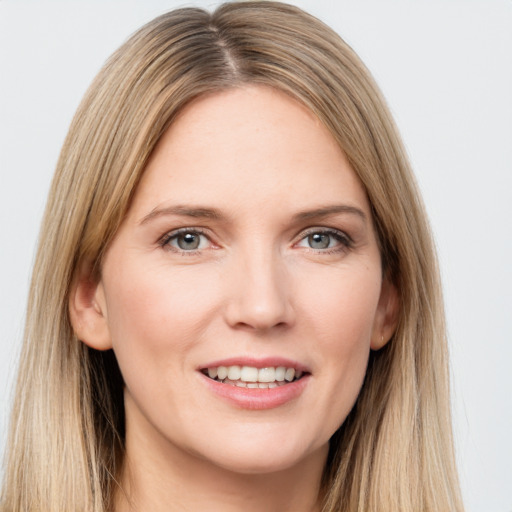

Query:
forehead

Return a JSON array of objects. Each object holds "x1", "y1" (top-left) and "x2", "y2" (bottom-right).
[{"x1": 127, "y1": 85, "x2": 370, "y2": 221}]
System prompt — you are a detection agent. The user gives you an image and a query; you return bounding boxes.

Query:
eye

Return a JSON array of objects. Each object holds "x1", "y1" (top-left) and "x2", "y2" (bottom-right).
[
  {"x1": 161, "y1": 229, "x2": 211, "y2": 252},
  {"x1": 296, "y1": 229, "x2": 351, "y2": 251}
]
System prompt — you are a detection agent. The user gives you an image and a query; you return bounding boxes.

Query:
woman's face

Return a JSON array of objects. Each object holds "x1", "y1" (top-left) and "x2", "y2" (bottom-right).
[{"x1": 77, "y1": 86, "x2": 396, "y2": 475}]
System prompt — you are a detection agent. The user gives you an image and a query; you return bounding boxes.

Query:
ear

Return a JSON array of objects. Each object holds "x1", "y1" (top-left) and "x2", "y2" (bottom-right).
[
  {"x1": 69, "y1": 263, "x2": 112, "y2": 351},
  {"x1": 370, "y1": 278, "x2": 399, "y2": 350}
]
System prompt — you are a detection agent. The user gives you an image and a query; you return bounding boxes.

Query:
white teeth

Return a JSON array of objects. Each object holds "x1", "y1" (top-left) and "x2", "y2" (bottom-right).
[
  {"x1": 240, "y1": 366, "x2": 259, "y2": 382},
  {"x1": 205, "y1": 364, "x2": 305, "y2": 386},
  {"x1": 227, "y1": 365, "x2": 241, "y2": 380},
  {"x1": 258, "y1": 367, "x2": 276, "y2": 382},
  {"x1": 217, "y1": 366, "x2": 228, "y2": 380},
  {"x1": 285, "y1": 368, "x2": 295, "y2": 382},
  {"x1": 275, "y1": 366, "x2": 286, "y2": 382}
]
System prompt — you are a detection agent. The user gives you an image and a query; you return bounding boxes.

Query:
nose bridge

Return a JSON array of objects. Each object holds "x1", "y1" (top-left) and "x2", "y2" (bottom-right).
[{"x1": 225, "y1": 238, "x2": 293, "y2": 330}]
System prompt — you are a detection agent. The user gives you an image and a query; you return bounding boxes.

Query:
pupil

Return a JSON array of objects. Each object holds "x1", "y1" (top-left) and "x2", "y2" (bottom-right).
[
  {"x1": 309, "y1": 233, "x2": 330, "y2": 249},
  {"x1": 178, "y1": 233, "x2": 199, "y2": 250}
]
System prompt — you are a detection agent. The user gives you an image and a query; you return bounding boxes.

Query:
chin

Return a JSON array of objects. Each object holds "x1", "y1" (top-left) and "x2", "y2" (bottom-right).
[
  {"x1": 214, "y1": 455, "x2": 302, "y2": 475},
  {"x1": 191, "y1": 432, "x2": 327, "y2": 476}
]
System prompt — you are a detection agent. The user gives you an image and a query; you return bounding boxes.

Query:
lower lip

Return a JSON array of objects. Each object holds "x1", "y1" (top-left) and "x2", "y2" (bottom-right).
[{"x1": 200, "y1": 373, "x2": 310, "y2": 410}]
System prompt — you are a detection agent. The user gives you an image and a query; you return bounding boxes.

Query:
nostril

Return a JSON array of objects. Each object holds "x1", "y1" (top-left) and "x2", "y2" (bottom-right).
[
  {"x1": 231, "y1": 320, "x2": 289, "y2": 333},
  {"x1": 225, "y1": 299, "x2": 294, "y2": 332}
]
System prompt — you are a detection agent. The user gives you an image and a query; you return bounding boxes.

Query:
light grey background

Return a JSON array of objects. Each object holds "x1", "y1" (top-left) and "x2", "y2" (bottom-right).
[{"x1": 1, "y1": 1, "x2": 511, "y2": 510}]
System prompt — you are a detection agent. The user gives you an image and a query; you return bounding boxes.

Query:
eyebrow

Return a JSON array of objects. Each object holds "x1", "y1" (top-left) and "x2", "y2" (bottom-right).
[
  {"x1": 292, "y1": 205, "x2": 367, "y2": 223},
  {"x1": 139, "y1": 203, "x2": 367, "y2": 226},
  {"x1": 139, "y1": 205, "x2": 224, "y2": 225}
]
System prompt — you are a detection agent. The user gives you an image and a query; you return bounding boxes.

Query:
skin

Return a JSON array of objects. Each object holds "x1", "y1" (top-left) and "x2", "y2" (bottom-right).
[{"x1": 71, "y1": 85, "x2": 397, "y2": 512}]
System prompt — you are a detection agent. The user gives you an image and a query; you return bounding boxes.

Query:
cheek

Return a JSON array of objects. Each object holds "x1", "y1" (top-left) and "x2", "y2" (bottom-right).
[
  {"x1": 101, "y1": 258, "x2": 221, "y2": 377},
  {"x1": 300, "y1": 263, "x2": 381, "y2": 346},
  {"x1": 298, "y1": 266, "x2": 381, "y2": 425}
]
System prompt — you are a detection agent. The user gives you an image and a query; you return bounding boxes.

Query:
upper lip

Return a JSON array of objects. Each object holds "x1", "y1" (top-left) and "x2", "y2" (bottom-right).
[{"x1": 199, "y1": 356, "x2": 310, "y2": 373}]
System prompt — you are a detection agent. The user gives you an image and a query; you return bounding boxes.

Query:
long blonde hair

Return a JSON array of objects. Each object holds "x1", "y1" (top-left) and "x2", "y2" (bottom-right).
[{"x1": 1, "y1": 2, "x2": 463, "y2": 511}]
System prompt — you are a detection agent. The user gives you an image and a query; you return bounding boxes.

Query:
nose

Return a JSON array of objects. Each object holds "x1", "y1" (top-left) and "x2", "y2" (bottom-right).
[{"x1": 223, "y1": 246, "x2": 295, "y2": 332}]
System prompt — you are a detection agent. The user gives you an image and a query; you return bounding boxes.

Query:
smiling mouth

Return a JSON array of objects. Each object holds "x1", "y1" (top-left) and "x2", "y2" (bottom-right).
[{"x1": 201, "y1": 365, "x2": 305, "y2": 389}]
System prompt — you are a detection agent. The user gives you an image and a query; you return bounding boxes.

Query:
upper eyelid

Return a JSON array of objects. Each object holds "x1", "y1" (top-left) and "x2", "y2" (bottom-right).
[
  {"x1": 161, "y1": 226, "x2": 210, "y2": 238},
  {"x1": 159, "y1": 227, "x2": 213, "y2": 246},
  {"x1": 295, "y1": 226, "x2": 352, "y2": 242}
]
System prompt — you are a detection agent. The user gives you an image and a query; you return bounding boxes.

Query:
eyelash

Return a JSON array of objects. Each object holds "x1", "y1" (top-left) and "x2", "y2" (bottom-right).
[
  {"x1": 158, "y1": 227, "x2": 212, "y2": 255},
  {"x1": 158, "y1": 227, "x2": 353, "y2": 255},
  {"x1": 295, "y1": 227, "x2": 353, "y2": 254}
]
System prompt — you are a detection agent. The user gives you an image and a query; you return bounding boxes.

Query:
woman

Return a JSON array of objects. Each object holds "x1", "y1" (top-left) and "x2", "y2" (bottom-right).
[{"x1": 1, "y1": 2, "x2": 464, "y2": 511}]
